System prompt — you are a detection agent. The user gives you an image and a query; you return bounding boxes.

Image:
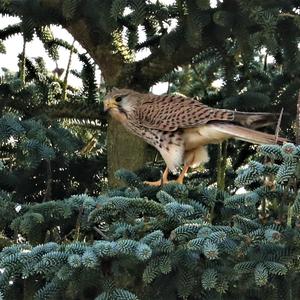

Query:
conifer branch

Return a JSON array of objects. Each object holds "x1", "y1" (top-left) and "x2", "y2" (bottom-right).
[
  {"x1": 40, "y1": 102, "x2": 106, "y2": 122},
  {"x1": 93, "y1": 226, "x2": 110, "y2": 240},
  {"x1": 296, "y1": 91, "x2": 300, "y2": 145},
  {"x1": 62, "y1": 39, "x2": 75, "y2": 100},
  {"x1": 43, "y1": 159, "x2": 52, "y2": 202},
  {"x1": 65, "y1": 19, "x2": 126, "y2": 87},
  {"x1": 133, "y1": 30, "x2": 216, "y2": 89}
]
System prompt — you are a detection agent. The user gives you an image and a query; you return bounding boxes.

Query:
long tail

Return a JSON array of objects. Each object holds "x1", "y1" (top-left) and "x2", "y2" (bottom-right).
[
  {"x1": 209, "y1": 123, "x2": 287, "y2": 145},
  {"x1": 234, "y1": 111, "x2": 279, "y2": 129}
]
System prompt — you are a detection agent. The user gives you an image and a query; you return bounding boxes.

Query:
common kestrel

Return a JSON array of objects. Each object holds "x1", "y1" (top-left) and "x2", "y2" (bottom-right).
[{"x1": 104, "y1": 88, "x2": 285, "y2": 185}]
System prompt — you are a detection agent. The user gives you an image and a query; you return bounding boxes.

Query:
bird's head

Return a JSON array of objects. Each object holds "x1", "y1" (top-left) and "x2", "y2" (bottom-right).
[{"x1": 103, "y1": 88, "x2": 141, "y2": 120}]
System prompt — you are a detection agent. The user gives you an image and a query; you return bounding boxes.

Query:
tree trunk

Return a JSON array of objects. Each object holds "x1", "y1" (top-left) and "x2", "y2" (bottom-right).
[
  {"x1": 65, "y1": 21, "x2": 153, "y2": 186},
  {"x1": 107, "y1": 117, "x2": 150, "y2": 187}
]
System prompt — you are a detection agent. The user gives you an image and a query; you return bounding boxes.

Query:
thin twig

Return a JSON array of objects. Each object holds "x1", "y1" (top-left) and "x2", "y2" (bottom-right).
[
  {"x1": 20, "y1": 37, "x2": 26, "y2": 85},
  {"x1": 275, "y1": 108, "x2": 284, "y2": 143},
  {"x1": 93, "y1": 226, "x2": 110, "y2": 240},
  {"x1": 217, "y1": 141, "x2": 227, "y2": 191},
  {"x1": 80, "y1": 135, "x2": 97, "y2": 155},
  {"x1": 75, "y1": 206, "x2": 83, "y2": 241},
  {"x1": 263, "y1": 52, "x2": 268, "y2": 72},
  {"x1": 43, "y1": 159, "x2": 52, "y2": 202},
  {"x1": 279, "y1": 13, "x2": 298, "y2": 18},
  {"x1": 191, "y1": 64, "x2": 201, "y2": 78},
  {"x1": 62, "y1": 39, "x2": 75, "y2": 100}
]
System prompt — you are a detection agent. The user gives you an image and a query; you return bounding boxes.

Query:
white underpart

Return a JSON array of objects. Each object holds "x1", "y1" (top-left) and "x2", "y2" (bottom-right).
[
  {"x1": 184, "y1": 146, "x2": 210, "y2": 168},
  {"x1": 158, "y1": 125, "x2": 231, "y2": 172},
  {"x1": 158, "y1": 143, "x2": 184, "y2": 173},
  {"x1": 181, "y1": 125, "x2": 233, "y2": 169}
]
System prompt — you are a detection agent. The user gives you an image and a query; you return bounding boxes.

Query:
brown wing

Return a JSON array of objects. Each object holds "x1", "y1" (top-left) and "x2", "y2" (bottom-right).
[{"x1": 135, "y1": 94, "x2": 234, "y2": 131}]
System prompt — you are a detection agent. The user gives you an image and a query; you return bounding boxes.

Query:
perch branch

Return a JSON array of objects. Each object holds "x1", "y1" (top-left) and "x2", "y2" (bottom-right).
[{"x1": 93, "y1": 226, "x2": 110, "y2": 240}]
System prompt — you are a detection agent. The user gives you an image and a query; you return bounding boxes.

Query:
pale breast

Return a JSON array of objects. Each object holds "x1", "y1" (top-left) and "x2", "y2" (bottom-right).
[{"x1": 128, "y1": 124, "x2": 185, "y2": 172}]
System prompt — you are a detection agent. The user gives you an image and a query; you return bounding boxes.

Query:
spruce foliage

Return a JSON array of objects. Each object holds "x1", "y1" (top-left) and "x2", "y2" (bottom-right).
[
  {"x1": 1, "y1": 0, "x2": 300, "y2": 299},
  {"x1": 0, "y1": 143, "x2": 299, "y2": 299}
]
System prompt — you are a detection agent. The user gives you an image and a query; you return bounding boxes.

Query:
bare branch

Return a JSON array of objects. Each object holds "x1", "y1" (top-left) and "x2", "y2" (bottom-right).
[
  {"x1": 93, "y1": 226, "x2": 110, "y2": 240},
  {"x1": 66, "y1": 19, "x2": 125, "y2": 86}
]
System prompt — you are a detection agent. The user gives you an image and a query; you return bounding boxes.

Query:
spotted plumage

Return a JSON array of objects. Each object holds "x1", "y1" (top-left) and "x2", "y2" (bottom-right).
[
  {"x1": 104, "y1": 88, "x2": 286, "y2": 185},
  {"x1": 135, "y1": 93, "x2": 234, "y2": 131}
]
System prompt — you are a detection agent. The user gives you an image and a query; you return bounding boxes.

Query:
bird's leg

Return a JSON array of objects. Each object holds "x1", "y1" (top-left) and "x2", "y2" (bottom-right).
[
  {"x1": 176, "y1": 150, "x2": 194, "y2": 184},
  {"x1": 144, "y1": 167, "x2": 169, "y2": 186},
  {"x1": 176, "y1": 165, "x2": 190, "y2": 184}
]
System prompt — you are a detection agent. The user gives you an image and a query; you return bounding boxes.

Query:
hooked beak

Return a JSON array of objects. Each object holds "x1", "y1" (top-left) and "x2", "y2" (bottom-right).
[{"x1": 103, "y1": 99, "x2": 118, "y2": 112}]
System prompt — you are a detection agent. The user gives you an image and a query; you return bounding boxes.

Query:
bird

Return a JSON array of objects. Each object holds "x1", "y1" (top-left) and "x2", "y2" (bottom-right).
[{"x1": 104, "y1": 88, "x2": 286, "y2": 186}]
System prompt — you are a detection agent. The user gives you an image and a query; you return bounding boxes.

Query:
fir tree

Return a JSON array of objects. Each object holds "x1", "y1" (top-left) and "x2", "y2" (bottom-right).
[
  {"x1": 1, "y1": 0, "x2": 300, "y2": 184},
  {"x1": 0, "y1": 143, "x2": 299, "y2": 299},
  {"x1": 0, "y1": 1, "x2": 300, "y2": 299}
]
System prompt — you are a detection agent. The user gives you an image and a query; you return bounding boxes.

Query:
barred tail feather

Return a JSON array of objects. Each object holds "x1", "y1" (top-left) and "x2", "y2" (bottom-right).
[
  {"x1": 210, "y1": 123, "x2": 287, "y2": 145},
  {"x1": 234, "y1": 111, "x2": 278, "y2": 129}
]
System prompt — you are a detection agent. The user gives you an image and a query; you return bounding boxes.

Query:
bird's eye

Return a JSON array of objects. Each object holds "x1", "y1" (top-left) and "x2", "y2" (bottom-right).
[{"x1": 115, "y1": 96, "x2": 122, "y2": 102}]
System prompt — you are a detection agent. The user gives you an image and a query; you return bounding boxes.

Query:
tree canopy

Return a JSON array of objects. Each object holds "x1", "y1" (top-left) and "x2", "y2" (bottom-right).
[
  {"x1": 0, "y1": 1, "x2": 300, "y2": 299},
  {"x1": 2, "y1": 0, "x2": 300, "y2": 182}
]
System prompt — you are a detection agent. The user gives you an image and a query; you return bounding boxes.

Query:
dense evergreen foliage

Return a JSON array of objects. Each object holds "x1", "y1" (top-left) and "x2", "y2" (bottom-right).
[
  {"x1": 0, "y1": 55, "x2": 107, "y2": 199},
  {"x1": 0, "y1": 144, "x2": 299, "y2": 299},
  {"x1": 0, "y1": 0, "x2": 300, "y2": 299},
  {"x1": 1, "y1": 0, "x2": 300, "y2": 180}
]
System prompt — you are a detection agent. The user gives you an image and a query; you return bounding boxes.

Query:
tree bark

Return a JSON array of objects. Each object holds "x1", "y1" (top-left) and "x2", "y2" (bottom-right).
[
  {"x1": 107, "y1": 117, "x2": 150, "y2": 187},
  {"x1": 66, "y1": 19, "x2": 152, "y2": 185}
]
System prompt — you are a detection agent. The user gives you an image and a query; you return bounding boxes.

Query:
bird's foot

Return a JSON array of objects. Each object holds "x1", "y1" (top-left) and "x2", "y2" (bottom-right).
[
  {"x1": 143, "y1": 179, "x2": 169, "y2": 186},
  {"x1": 143, "y1": 167, "x2": 169, "y2": 186},
  {"x1": 144, "y1": 178, "x2": 184, "y2": 186},
  {"x1": 144, "y1": 165, "x2": 189, "y2": 186},
  {"x1": 175, "y1": 165, "x2": 190, "y2": 185},
  {"x1": 176, "y1": 177, "x2": 184, "y2": 184}
]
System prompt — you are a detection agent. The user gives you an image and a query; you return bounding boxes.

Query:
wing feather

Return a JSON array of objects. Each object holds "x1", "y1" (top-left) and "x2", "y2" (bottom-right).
[
  {"x1": 207, "y1": 123, "x2": 287, "y2": 144},
  {"x1": 136, "y1": 94, "x2": 234, "y2": 131}
]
